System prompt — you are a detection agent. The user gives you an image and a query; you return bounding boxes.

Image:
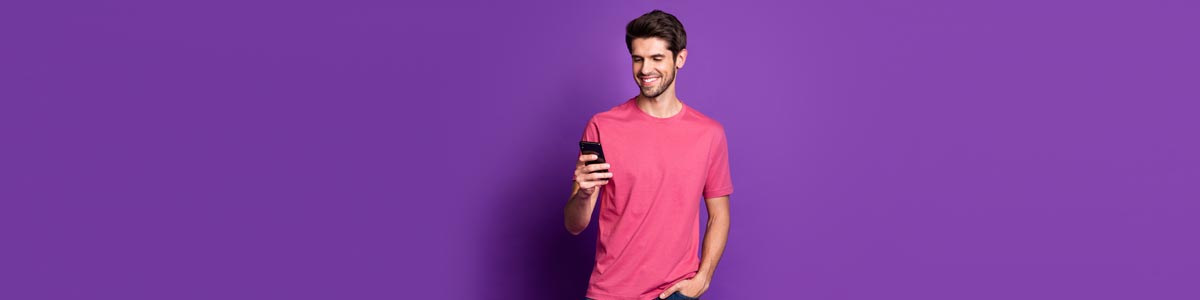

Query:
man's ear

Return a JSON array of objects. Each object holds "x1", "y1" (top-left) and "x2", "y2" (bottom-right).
[{"x1": 675, "y1": 49, "x2": 688, "y2": 69}]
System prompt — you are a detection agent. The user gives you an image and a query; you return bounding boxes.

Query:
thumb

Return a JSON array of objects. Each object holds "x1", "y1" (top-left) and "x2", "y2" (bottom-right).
[{"x1": 660, "y1": 282, "x2": 683, "y2": 299}]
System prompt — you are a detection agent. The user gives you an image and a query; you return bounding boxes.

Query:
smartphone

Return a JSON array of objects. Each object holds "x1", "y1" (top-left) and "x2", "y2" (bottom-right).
[{"x1": 578, "y1": 141, "x2": 608, "y2": 173}]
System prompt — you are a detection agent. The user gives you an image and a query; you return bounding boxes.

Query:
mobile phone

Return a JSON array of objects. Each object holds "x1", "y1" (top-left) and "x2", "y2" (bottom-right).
[{"x1": 578, "y1": 141, "x2": 608, "y2": 173}]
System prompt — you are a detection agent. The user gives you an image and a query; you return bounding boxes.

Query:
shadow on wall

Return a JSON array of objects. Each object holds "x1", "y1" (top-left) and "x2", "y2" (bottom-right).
[{"x1": 480, "y1": 76, "x2": 616, "y2": 298}]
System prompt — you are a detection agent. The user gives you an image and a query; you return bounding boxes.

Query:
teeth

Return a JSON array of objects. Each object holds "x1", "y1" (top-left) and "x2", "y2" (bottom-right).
[{"x1": 642, "y1": 77, "x2": 659, "y2": 83}]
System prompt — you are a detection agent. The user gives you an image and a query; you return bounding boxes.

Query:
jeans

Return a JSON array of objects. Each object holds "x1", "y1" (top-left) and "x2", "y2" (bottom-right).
[{"x1": 585, "y1": 291, "x2": 700, "y2": 300}]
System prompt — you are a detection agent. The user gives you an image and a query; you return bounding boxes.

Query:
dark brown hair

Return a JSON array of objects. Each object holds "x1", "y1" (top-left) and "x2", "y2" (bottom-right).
[{"x1": 625, "y1": 10, "x2": 687, "y2": 58}]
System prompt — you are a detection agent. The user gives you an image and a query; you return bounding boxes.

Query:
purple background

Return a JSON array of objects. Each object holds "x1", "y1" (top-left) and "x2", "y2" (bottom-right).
[{"x1": 3, "y1": 0, "x2": 1198, "y2": 299}]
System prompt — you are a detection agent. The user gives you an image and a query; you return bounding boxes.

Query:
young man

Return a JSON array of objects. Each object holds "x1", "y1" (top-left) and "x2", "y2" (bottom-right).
[{"x1": 564, "y1": 10, "x2": 733, "y2": 300}]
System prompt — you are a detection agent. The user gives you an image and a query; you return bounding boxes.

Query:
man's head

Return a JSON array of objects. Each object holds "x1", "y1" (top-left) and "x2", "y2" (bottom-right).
[{"x1": 626, "y1": 10, "x2": 688, "y2": 99}]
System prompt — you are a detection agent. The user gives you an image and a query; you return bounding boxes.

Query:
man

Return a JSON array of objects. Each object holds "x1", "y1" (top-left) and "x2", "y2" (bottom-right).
[{"x1": 564, "y1": 10, "x2": 733, "y2": 300}]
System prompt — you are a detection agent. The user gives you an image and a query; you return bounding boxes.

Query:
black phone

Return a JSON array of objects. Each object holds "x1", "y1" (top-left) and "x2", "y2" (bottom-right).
[{"x1": 578, "y1": 141, "x2": 608, "y2": 173}]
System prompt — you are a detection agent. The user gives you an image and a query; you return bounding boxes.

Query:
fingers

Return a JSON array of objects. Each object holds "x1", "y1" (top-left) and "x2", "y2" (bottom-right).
[
  {"x1": 575, "y1": 169, "x2": 611, "y2": 189},
  {"x1": 573, "y1": 157, "x2": 612, "y2": 190},
  {"x1": 574, "y1": 163, "x2": 611, "y2": 178},
  {"x1": 584, "y1": 172, "x2": 612, "y2": 181},
  {"x1": 584, "y1": 163, "x2": 611, "y2": 173},
  {"x1": 578, "y1": 180, "x2": 609, "y2": 189},
  {"x1": 578, "y1": 154, "x2": 598, "y2": 162},
  {"x1": 660, "y1": 283, "x2": 682, "y2": 299}
]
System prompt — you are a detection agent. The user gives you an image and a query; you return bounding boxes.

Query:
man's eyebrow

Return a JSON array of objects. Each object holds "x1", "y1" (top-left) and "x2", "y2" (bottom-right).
[{"x1": 632, "y1": 54, "x2": 669, "y2": 58}]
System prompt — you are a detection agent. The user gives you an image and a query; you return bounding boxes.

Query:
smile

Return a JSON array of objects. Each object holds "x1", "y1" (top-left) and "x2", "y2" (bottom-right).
[{"x1": 641, "y1": 77, "x2": 660, "y2": 86}]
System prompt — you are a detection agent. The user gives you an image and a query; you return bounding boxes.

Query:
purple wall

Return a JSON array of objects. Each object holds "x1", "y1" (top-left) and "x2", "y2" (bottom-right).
[{"x1": 3, "y1": 0, "x2": 1198, "y2": 299}]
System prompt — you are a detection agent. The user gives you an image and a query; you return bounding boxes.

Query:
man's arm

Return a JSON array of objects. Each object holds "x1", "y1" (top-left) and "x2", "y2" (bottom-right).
[
  {"x1": 564, "y1": 179, "x2": 600, "y2": 235},
  {"x1": 660, "y1": 195, "x2": 730, "y2": 298},
  {"x1": 697, "y1": 195, "x2": 730, "y2": 280},
  {"x1": 565, "y1": 154, "x2": 611, "y2": 235}
]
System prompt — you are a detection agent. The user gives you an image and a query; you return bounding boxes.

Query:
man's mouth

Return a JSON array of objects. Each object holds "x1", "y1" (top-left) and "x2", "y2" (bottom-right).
[{"x1": 640, "y1": 76, "x2": 660, "y2": 86}]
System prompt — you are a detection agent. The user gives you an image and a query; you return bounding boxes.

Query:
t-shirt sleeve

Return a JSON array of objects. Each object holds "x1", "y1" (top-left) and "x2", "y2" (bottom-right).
[
  {"x1": 703, "y1": 127, "x2": 734, "y2": 199},
  {"x1": 581, "y1": 117, "x2": 600, "y2": 143}
]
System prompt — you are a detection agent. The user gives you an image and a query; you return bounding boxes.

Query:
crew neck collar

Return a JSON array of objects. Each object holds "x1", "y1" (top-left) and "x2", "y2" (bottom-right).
[{"x1": 630, "y1": 96, "x2": 686, "y2": 121}]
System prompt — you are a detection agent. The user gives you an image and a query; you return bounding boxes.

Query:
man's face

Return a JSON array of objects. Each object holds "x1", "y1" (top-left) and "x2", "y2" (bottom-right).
[{"x1": 630, "y1": 37, "x2": 684, "y2": 99}]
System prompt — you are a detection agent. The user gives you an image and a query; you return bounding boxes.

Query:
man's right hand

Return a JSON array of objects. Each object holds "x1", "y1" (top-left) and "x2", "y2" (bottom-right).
[
  {"x1": 574, "y1": 154, "x2": 612, "y2": 194},
  {"x1": 566, "y1": 154, "x2": 610, "y2": 235}
]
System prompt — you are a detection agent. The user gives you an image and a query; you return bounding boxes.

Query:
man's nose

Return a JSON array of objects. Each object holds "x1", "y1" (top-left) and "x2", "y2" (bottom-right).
[{"x1": 640, "y1": 63, "x2": 654, "y2": 77}]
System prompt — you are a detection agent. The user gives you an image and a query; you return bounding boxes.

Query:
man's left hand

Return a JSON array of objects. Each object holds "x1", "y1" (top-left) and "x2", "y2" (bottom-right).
[{"x1": 660, "y1": 274, "x2": 710, "y2": 299}]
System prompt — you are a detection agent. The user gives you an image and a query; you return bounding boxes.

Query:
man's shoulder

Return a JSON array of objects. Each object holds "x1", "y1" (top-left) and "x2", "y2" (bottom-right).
[
  {"x1": 587, "y1": 98, "x2": 638, "y2": 123},
  {"x1": 683, "y1": 103, "x2": 727, "y2": 133}
]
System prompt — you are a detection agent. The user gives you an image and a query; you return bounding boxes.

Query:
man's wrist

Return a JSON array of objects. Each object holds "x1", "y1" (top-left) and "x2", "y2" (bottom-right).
[{"x1": 575, "y1": 185, "x2": 593, "y2": 197}]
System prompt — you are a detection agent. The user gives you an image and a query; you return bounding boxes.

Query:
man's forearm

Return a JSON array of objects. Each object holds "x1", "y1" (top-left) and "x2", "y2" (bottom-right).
[
  {"x1": 564, "y1": 187, "x2": 597, "y2": 235},
  {"x1": 696, "y1": 211, "x2": 729, "y2": 279}
]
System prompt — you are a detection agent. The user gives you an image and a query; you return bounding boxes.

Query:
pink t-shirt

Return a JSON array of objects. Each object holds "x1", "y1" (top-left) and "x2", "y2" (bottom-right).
[{"x1": 578, "y1": 97, "x2": 734, "y2": 300}]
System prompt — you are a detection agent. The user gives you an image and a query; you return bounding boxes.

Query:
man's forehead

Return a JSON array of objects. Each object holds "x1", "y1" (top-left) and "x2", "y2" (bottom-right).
[{"x1": 630, "y1": 37, "x2": 670, "y2": 56}]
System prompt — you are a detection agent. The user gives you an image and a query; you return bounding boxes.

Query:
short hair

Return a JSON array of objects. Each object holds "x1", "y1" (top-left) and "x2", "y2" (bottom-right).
[{"x1": 625, "y1": 10, "x2": 687, "y2": 58}]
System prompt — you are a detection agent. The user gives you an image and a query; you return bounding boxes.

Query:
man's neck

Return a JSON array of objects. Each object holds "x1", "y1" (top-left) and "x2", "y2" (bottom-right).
[{"x1": 636, "y1": 94, "x2": 682, "y2": 118}]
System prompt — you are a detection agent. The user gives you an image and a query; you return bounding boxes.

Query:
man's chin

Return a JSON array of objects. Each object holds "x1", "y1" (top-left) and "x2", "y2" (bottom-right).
[{"x1": 641, "y1": 88, "x2": 663, "y2": 98}]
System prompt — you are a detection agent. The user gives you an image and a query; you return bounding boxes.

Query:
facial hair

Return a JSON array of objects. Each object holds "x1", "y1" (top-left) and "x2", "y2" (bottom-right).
[{"x1": 640, "y1": 67, "x2": 676, "y2": 99}]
